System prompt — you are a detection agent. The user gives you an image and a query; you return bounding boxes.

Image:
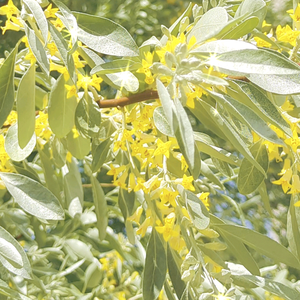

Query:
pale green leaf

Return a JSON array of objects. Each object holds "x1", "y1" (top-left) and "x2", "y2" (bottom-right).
[
  {"x1": 217, "y1": 224, "x2": 300, "y2": 270},
  {"x1": 91, "y1": 59, "x2": 141, "y2": 75},
  {"x1": 287, "y1": 194, "x2": 300, "y2": 261},
  {"x1": 49, "y1": 23, "x2": 76, "y2": 83},
  {"x1": 23, "y1": 0, "x2": 48, "y2": 43},
  {"x1": 5, "y1": 123, "x2": 36, "y2": 162},
  {"x1": 66, "y1": 131, "x2": 90, "y2": 159},
  {"x1": 91, "y1": 138, "x2": 113, "y2": 173},
  {"x1": 191, "y1": 40, "x2": 256, "y2": 57},
  {"x1": 188, "y1": 7, "x2": 228, "y2": 43},
  {"x1": 207, "y1": 49, "x2": 300, "y2": 75},
  {"x1": 24, "y1": 24, "x2": 49, "y2": 75},
  {"x1": 49, "y1": 75, "x2": 77, "y2": 138},
  {"x1": 91, "y1": 176, "x2": 108, "y2": 240},
  {"x1": 73, "y1": 12, "x2": 139, "y2": 56},
  {"x1": 65, "y1": 239, "x2": 94, "y2": 262},
  {"x1": 209, "y1": 90, "x2": 283, "y2": 145},
  {"x1": 237, "y1": 141, "x2": 268, "y2": 194},
  {"x1": 0, "y1": 45, "x2": 17, "y2": 128},
  {"x1": 0, "y1": 173, "x2": 65, "y2": 220},
  {"x1": 17, "y1": 64, "x2": 36, "y2": 149},
  {"x1": 143, "y1": 229, "x2": 167, "y2": 300},
  {"x1": 75, "y1": 95, "x2": 101, "y2": 139},
  {"x1": 173, "y1": 98, "x2": 201, "y2": 179},
  {"x1": 232, "y1": 274, "x2": 300, "y2": 300},
  {"x1": 248, "y1": 73, "x2": 300, "y2": 95},
  {"x1": 198, "y1": 99, "x2": 266, "y2": 176},
  {"x1": 0, "y1": 226, "x2": 31, "y2": 279},
  {"x1": 228, "y1": 80, "x2": 292, "y2": 136},
  {"x1": 153, "y1": 106, "x2": 174, "y2": 137}
]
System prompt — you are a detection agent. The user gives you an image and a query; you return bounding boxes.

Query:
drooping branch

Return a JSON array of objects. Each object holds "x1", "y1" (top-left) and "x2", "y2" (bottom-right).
[{"x1": 96, "y1": 90, "x2": 159, "y2": 108}]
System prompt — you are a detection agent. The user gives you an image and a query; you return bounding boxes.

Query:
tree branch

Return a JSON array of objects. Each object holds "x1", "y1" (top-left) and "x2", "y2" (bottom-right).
[{"x1": 96, "y1": 89, "x2": 159, "y2": 108}]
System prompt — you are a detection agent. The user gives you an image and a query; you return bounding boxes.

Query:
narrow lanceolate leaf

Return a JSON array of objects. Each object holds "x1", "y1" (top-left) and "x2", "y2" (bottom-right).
[
  {"x1": 90, "y1": 59, "x2": 141, "y2": 75},
  {"x1": 24, "y1": 24, "x2": 49, "y2": 76},
  {"x1": 0, "y1": 45, "x2": 17, "y2": 128},
  {"x1": 0, "y1": 173, "x2": 65, "y2": 220},
  {"x1": 287, "y1": 195, "x2": 300, "y2": 261},
  {"x1": 63, "y1": 158, "x2": 83, "y2": 217},
  {"x1": 186, "y1": 189, "x2": 210, "y2": 230},
  {"x1": 53, "y1": 1, "x2": 78, "y2": 52},
  {"x1": 49, "y1": 23, "x2": 76, "y2": 83},
  {"x1": 75, "y1": 95, "x2": 101, "y2": 139},
  {"x1": 23, "y1": 0, "x2": 48, "y2": 43},
  {"x1": 5, "y1": 123, "x2": 36, "y2": 162},
  {"x1": 73, "y1": 12, "x2": 139, "y2": 57},
  {"x1": 91, "y1": 138, "x2": 113, "y2": 173},
  {"x1": 173, "y1": 98, "x2": 201, "y2": 179},
  {"x1": 199, "y1": 99, "x2": 266, "y2": 176},
  {"x1": 211, "y1": 215, "x2": 260, "y2": 275},
  {"x1": 191, "y1": 39, "x2": 257, "y2": 57},
  {"x1": 231, "y1": 275, "x2": 300, "y2": 300},
  {"x1": 153, "y1": 106, "x2": 174, "y2": 137},
  {"x1": 217, "y1": 224, "x2": 300, "y2": 270},
  {"x1": 91, "y1": 176, "x2": 108, "y2": 240},
  {"x1": 206, "y1": 49, "x2": 300, "y2": 75},
  {"x1": 248, "y1": 73, "x2": 300, "y2": 95},
  {"x1": 49, "y1": 75, "x2": 77, "y2": 138},
  {"x1": 237, "y1": 141, "x2": 268, "y2": 194},
  {"x1": 229, "y1": 80, "x2": 292, "y2": 136},
  {"x1": 0, "y1": 226, "x2": 31, "y2": 279},
  {"x1": 143, "y1": 229, "x2": 167, "y2": 300},
  {"x1": 209, "y1": 90, "x2": 283, "y2": 145},
  {"x1": 17, "y1": 64, "x2": 36, "y2": 149}
]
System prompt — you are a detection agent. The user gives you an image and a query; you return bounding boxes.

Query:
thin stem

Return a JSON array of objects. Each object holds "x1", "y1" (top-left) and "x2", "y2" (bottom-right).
[{"x1": 96, "y1": 90, "x2": 158, "y2": 108}]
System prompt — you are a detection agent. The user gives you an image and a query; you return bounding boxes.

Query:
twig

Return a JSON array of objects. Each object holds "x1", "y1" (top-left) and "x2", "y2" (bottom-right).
[{"x1": 96, "y1": 90, "x2": 158, "y2": 108}]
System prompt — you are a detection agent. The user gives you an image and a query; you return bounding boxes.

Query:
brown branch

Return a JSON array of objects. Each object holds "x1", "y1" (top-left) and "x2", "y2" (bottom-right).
[{"x1": 96, "y1": 90, "x2": 159, "y2": 108}]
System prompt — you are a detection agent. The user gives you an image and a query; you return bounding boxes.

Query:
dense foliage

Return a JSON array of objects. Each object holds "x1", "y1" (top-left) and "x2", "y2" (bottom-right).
[{"x1": 1, "y1": 0, "x2": 300, "y2": 299}]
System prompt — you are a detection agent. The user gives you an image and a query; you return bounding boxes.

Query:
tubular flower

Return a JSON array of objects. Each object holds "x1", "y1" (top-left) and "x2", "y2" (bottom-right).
[
  {"x1": 160, "y1": 189, "x2": 179, "y2": 207},
  {"x1": 288, "y1": 174, "x2": 300, "y2": 194},
  {"x1": 127, "y1": 206, "x2": 143, "y2": 225},
  {"x1": 276, "y1": 25, "x2": 300, "y2": 46},
  {"x1": 0, "y1": 135, "x2": 14, "y2": 172},
  {"x1": 44, "y1": 3, "x2": 59, "y2": 19},
  {"x1": 107, "y1": 164, "x2": 126, "y2": 181},
  {"x1": 287, "y1": 4, "x2": 300, "y2": 22},
  {"x1": 176, "y1": 174, "x2": 195, "y2": 191},
  {"x1": 0, "y1": 0, "x2": 19, "y2": 20},
  {"x1": 272, "y1": 168, "x2": 292, "y2": 193},
  {"x1": 64, "y1": 84, "x2": 78, "y2": 99},
  {"x1": 153, "y1": 138, "x2": 172, "y2": 158},
  {"x1": 136, "y1": 52, "x2": 155, "y2": 85},
  {"x1": 155, "y1": 212, "x2": 179, "y2": 242}
]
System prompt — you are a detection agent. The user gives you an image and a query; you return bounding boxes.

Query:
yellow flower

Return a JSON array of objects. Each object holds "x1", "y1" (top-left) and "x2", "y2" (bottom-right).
[
  {"x1": 177, "y1": 174, "x2": 195, "y2": 191},
  {"x1": 278, "y1": 158, "x2": 291, "y2": 176},
  {"x1": 47, "y1": 42, "x2": 58, "y2": 56},
  {"x1": 0, "y1": 0, "x2": 19, "y2": 20},
  {"x1": 169, "y1": 234, "x2": 186, "y2": 252},
  {"x1": 254, "y1": 36, "x2": 272, "y2": 48},
  {"x1": 0, "y1": 135, "x2": 14, "y2": 172},
  {"x1": 155, "y1": 212, "x2": 179, "y2": 242},
  {"x1": 287, "y1": 4, "x2": 300, "y2": 22},
  {"x1": 153, "y1": 138, "x2": 172, "y2": 158},
  {"x1": 186, "y1": 85, "x2": 203, "y2": 108},
  {"x1": 50, "y1": 17, "x2": 65, "y2": 32},
  {"x1": 133, "y1": 177, "x2": 145, "y2": 192},
  {"x1": 276, "y1": 24, "x2": 300, "y2": 46},
  {"x1": 272, "y1": 168, "x2": 292, "y2": 193},
  {"x1": 127, "y1": 206, "x2": 143, "y2": 224},
  {"x1": 113, "y1": 170, "x2": 128, "y2": 190},
  {"x1": 136, "y1": 209, "x2": 153, "y2": 237},
  {"x1": 284, "y1": 129, "x2": 300, "y2": 152},
  {"x1": 64, "y1": 84, "x2": 78, "y2": 99},
  {"x1": 44, "y1": 3, "x2": 59, "y2": 19},
  {"x1": 1, "y1": 16, "x2": 22, "y2": 34},
  {"x1": 107, "y1": 164, "x2": 126, "y2": 181},
  {"x1": 77, "y1": 74, "x2": 103, "y2": 91},
  {"x1": 136, "y1": 52, "x2": 154, "y2": 85},
  {"x1": 288, "y1": 174, "x2": 300, "y2": 194},
  {"x1": 198, "y1": 192, "x2": 210, "y2": 210},
  {"x1": 35, "y1": 112, "x2": 53, "y2": 141},
  {"x1": 3, "y1": 110, "x2": 17, "y2": 127},
  {"x1": 113, "y1": 140, "x2": 127, "y2": 152},
  {"x1": 160, "y1": 189, "x2": 179, "y2": 207}
]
